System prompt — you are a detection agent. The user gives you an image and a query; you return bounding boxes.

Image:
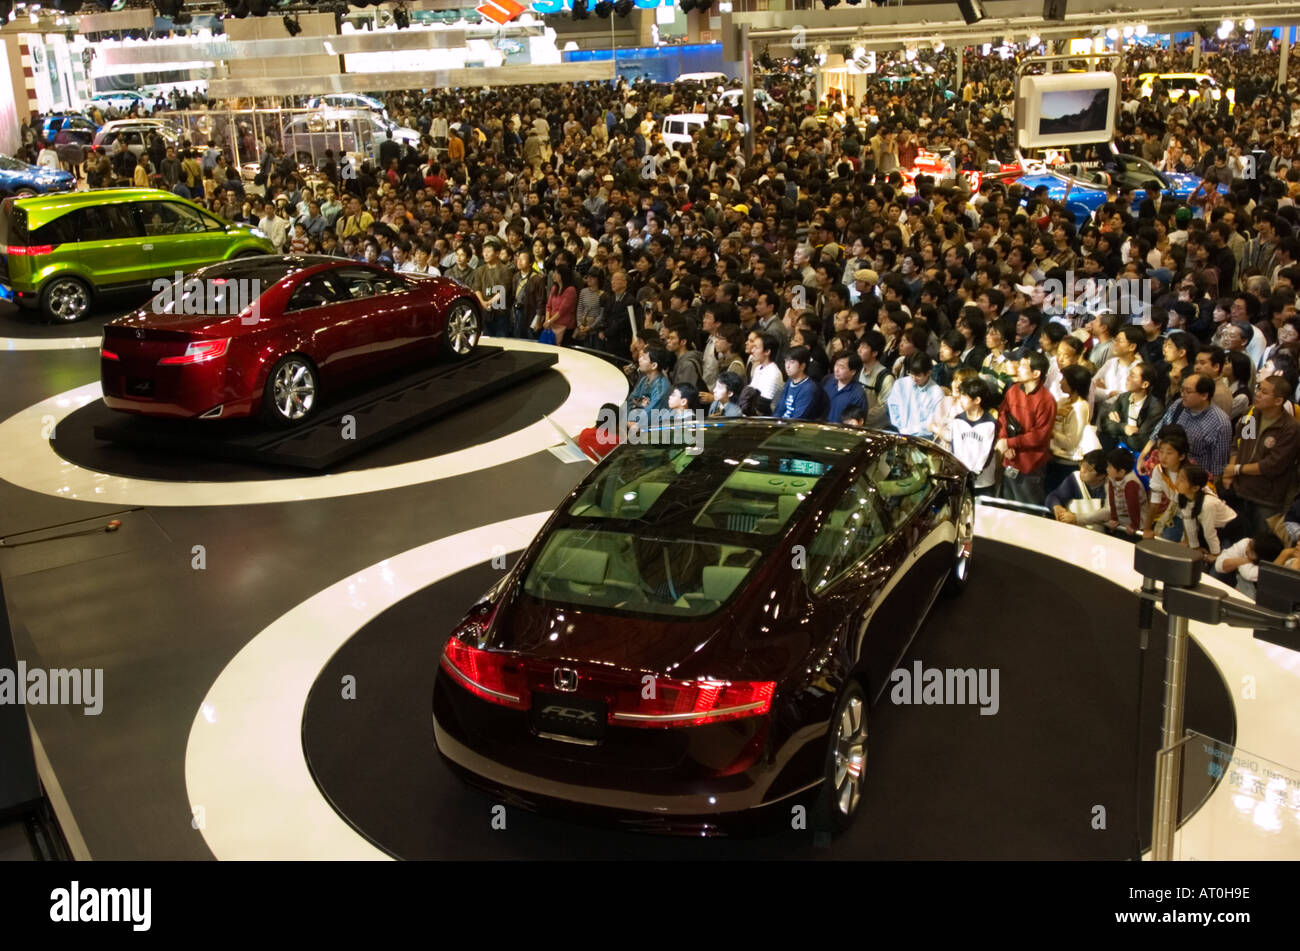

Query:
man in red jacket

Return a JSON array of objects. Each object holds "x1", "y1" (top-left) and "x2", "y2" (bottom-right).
[{"x1": 995, "y1": 350, "x2": 1057, "y2": 506}]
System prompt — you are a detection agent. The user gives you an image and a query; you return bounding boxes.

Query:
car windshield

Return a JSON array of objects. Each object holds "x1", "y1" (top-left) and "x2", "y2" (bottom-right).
[{"x1": 0, "y1": 156, "x2": 30, "y2": 171}]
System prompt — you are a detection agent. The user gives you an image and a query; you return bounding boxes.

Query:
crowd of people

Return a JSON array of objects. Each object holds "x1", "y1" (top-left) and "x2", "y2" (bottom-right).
[{"x1": 17, "y1": 36, "x2": 1300, "y2": 592}]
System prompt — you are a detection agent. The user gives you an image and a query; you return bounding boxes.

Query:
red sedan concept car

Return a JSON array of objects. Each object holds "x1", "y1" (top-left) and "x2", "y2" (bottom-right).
[
  {"x1": 101, "y1": 255, "x2": 482, "y2": 426},
  {"x1": 433, "y1": 419, "x2": 975, "y2": 834}
]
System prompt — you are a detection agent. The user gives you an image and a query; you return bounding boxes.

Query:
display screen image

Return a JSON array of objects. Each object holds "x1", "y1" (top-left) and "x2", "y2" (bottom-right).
[{"x1": 1038, "y1": 88, "x2": 1112, "y2": 137}]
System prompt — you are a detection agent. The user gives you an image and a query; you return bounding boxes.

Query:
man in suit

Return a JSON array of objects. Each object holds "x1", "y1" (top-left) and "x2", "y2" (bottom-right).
[{"x1": 1099, "y1": 363, "x2": 1164, "y2": 452}]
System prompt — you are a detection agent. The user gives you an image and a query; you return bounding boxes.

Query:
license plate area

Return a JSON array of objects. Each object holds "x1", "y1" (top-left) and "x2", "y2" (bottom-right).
[
  {"x1": 126, "y1": 378, "x2": 155, "y2": 397},
  {"x1": 532, "y1": 692, "x2": 606, "y2": 744}
]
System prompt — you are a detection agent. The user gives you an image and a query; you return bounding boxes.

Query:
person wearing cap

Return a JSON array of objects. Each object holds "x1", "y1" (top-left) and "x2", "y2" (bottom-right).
[{"x1": 851, "y1": 268, "x2": 878, "y2": 307}]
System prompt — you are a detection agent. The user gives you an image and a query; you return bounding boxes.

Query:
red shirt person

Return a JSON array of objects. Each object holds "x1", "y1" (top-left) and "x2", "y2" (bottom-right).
[{"x1": 995, "y1": 351, "x2": 1058, "y2": 507}]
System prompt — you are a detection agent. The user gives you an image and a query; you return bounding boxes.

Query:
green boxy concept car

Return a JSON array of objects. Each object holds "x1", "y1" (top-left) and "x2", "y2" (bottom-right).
[{"x1": 0, "y1": 188, "x2": 276, "y2": 322}]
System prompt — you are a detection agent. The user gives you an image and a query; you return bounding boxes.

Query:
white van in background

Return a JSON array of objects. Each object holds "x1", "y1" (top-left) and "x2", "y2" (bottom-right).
[{"x1": 660, "y1": 113, "x2": 743, "y2": 155}]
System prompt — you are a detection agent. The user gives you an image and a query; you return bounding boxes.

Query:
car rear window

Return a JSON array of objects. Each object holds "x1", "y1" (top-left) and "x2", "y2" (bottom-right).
[{"x1": 523, "y1": 527, "x2": 761, "y2": 618}]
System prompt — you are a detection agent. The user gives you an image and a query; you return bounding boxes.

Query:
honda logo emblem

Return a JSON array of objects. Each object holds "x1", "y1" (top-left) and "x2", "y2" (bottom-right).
[{"x1": 553, "y1": 667, "x2": 578, "y2": 692}]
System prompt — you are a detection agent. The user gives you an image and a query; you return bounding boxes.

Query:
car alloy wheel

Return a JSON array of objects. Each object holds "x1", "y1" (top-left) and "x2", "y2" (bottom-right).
[
  {"x1": 445, "y1": 300, "x2": 480, "y2": 357},
  {"x1": 42, "y1": 277, "x2": 90, "y2": 322},
  {"x1": 264, "y1": 355, "x2": 317, "y2": 425},
  {"x1": 15, "y1": 189, "x2": 35, "y2": 198},
  {"x1": 825, "y1": 683, "x2": 869, "y2": 829}
]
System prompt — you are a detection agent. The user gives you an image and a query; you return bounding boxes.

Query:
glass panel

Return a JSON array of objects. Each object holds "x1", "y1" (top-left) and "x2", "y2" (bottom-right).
[
  {"x1": 693, "y1": 454, "x2": 824, "y2": 536},
  {"x1": 569, "y1": 444, "x2": 697, "y2": 519},
  {"x1": 1160, "y1": 731, "x2": 1300, "y2": 861},
  {"x1": 805, "y1": 476, "x2": 890, "y2": 593},
  {"x1": 865, "y1": 442, "x2": 933, "y2": 524},
  {"x1": 286, "y1": 275, "x2": 339, "y2": 312},
  {"x1": 523, "y1": 527, "x2": 760, "y2": 618},
  {"x1": 142, "y1": 201, "x2": 208, "y2": 236},
  {"x1": 77, "y1": 204, "x2": 140, "y2": 242}
]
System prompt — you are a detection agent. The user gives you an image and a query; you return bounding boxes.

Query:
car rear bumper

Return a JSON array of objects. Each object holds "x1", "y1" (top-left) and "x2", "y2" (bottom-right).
[
  {"x1": 432, "y1": 667, "x2": 822, "y2": 824},
  {"x1": 101, "y1": 357, "x2": 253, "y2": 419}
]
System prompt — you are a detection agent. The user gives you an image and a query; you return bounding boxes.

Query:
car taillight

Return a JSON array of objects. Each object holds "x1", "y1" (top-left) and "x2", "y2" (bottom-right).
[
  {"x1": 3, "y1": 245, "x2": 54, "y2": 256},
  {"x1": 158, "y1": 338, "x2": 230, "y2": 365},
  {"x1": 101, "y1": 348, "x2": 119, "y2": 361},
  {"x1": 611, "y1": 677, "x2": 775, "y2": 728},
  {"x1": 441, "y1": 638, "x2": 529, "y2": 710}
]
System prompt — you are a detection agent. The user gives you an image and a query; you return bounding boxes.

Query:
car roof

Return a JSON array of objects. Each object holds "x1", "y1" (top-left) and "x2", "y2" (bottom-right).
[
  {"x1": 192, "y1": 254, "x2": 343, "y2": 286},
  {"x1": 97, "y1": 119, "x2": 173, "y2": 132},
  {"x1": 9, "y1": 188, "x2": 204, "y2": 226}
]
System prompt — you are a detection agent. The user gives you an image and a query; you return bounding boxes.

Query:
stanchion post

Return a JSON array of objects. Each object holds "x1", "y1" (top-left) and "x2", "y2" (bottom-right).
[{"x1": 1151, "y1": 613, "x2": 1190, "y2": 860}]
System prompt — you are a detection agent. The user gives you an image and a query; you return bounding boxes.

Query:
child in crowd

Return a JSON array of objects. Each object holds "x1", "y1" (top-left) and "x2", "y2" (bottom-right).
[
  {"x1": 1048, "y1": 449, "x2": 1108, "y2": 529},
  {"x1": 931, "y1": 367, "x2": 978, "y2": 449},
  {"x1": 708, "y1": 372, "x2": 744, "y2": 419},
  {"x1": 1077, "y1": 448, "x2": 1147, "y2": 538},
  {"x1": 1177, "y1": 464, "x2": 1238, "y2": 561},
  {"x1": 949, "y1": 376, "x2": 999, "y2": 494},
  {"x1": 1144, "y1": 427, "x2": 1192, "y2": 542},
  {"x1": 1216, "y1": 531, "x2": 1286, "y2": 598},
  {"x1": 840, "y1": 405, "x2": 867, "y2": 427}
]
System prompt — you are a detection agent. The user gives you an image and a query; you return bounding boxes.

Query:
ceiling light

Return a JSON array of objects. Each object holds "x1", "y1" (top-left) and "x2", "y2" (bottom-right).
[
  {"x1": 852, "y1": 44, "x2": 865, "y2": 59},
  {"x1": 1027, "y1": 34, "x2": 1039, "y2": 47},
  {"x1": 393, "y1": 5, "x2": 409, "y2": 28},
  {"x1": 571, "y1": 0, "x2": 588, "y2": 17},
  {"x1": 1135, "y1": 23, "x2": 1148, "y2": 37},
  {"x1": 613, "y1": 0, "x2": 632, "y2": 13},
  {"x1": 1217, "y1": 19, "x2": 1233, "y2": 40},
  {"x1": 1122, "y1": 25, "x2": 1134, "y2": 38},
  {"x1": 1106, "y1": 26, "x2": 1119, "y2": 40},
  {"x1": 281, "y1": 12, "x2": 299, "y2": 34},
  {"x1": 1244, "y1": 18, "x2": 1256, "y2": 31},
  {"x1": 594, "y1": 0, "x2": 612, "y2": 16}
]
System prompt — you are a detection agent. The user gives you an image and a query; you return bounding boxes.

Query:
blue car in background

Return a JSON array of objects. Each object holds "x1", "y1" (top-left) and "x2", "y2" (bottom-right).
[
  {"x1": 41, "y1": 114, "x2": 98, "y2": 142},
  {"x1": 0, "y1": 155, "x2": 74, "y2": 197},
  {"x1": 1012, "y1": 152, "x2": 1227, "y2": 224}
]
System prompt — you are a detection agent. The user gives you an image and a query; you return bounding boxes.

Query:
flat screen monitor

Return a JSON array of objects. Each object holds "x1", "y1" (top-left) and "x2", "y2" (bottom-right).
[{"x1": 1017, "y1": 71, "x2": 1118, "y2": 150}]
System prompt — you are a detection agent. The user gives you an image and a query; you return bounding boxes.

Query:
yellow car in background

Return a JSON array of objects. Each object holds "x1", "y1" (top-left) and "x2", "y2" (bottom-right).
[{"x1": 1137, "y1": 72, "x2": 1236, "y2": 112}]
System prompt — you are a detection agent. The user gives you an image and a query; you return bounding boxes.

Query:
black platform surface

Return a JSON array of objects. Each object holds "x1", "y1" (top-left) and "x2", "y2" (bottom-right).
[
  {"x1": 56, "y1": 346, "x2": 562, "y2": 476},
  {"x1": 0, "y1": 298, "x2": 143, "y2": 339},
  {"x1": 302, "y1": 540, "x2": 1236, "y2": 860}
]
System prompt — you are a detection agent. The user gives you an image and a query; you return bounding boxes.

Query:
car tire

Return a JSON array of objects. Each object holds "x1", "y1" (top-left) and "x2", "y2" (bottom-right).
[
  {"x1": 260, "y1": 353, "x2": 319, "y2": 427},
  {"x1": 14, "y1": 188, "x2": 35, "y2": 198},
  {"x1": 39, "y1": 275, "x2": 92, "y2": 322},
  {"x1": 814, "y1": 679, "x2": 869, "y2": 836},
  {"x1": 944, "y1": 489, "x2": 974, "y2": 598},
  {"x1": 443, "y1": 299, "x2": 480, "y2": 359}
]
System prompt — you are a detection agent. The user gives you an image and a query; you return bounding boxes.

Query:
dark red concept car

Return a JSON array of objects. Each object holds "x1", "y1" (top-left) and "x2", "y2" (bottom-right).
[
  {"x1": 433, "y1": 419, "x2": 975, "y2": 834},
  {"x1": 100, "y1": 255, "x2": 481, "y2": 426}
]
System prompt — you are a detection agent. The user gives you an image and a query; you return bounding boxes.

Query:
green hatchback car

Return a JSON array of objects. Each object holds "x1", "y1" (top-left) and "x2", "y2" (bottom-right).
[{"x1": 0, "y1": 188, "x2": 276, "y2": 322}]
